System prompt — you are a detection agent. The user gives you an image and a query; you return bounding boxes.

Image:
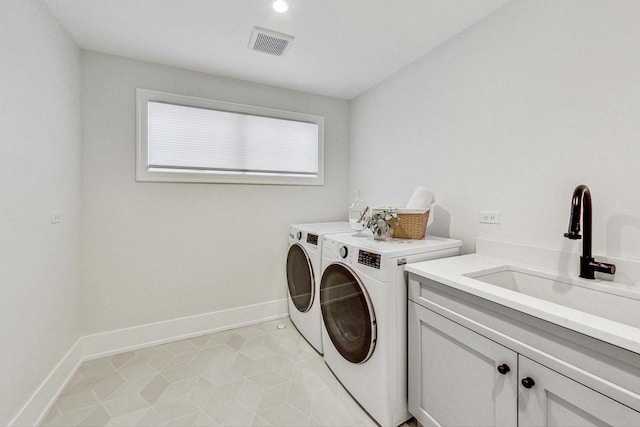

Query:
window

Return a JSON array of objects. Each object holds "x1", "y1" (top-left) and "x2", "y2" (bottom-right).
[{"x1": 136, "y1": 89, "x2": 324, "y2": 185}]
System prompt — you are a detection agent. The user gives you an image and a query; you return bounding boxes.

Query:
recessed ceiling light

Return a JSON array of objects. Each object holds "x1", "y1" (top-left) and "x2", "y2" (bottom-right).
[{"x1": 272, "y1": 0, "x2": 289, "y2": 13}]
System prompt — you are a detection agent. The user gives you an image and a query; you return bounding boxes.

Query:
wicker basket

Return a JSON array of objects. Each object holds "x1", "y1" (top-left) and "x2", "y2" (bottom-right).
[{"x1": 392, "y1": 210, "x2": 430, "y2": 239}]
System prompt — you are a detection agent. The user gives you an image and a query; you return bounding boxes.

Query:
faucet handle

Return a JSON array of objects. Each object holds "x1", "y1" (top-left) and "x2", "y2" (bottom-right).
[
  {"x1": 591, "y1": 260, "x2": 616, "y2": 275},
  {"x1": 580, "y1": 256, "x2": 616, "y2": 279}
]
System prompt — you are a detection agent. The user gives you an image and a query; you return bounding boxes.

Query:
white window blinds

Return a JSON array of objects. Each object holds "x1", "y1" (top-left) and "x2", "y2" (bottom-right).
[{"x1": 136, "y1": 89, "x2": 324, "y2": 185}]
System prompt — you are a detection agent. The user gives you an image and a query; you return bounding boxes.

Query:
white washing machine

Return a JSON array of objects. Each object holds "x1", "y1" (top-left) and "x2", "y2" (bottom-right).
[
  {"x1": 286, "y1": 222, "x2": 354, "y2": 354},
  {"x1": 320, "y1": 233, "x2": 462, "y2": 426}
]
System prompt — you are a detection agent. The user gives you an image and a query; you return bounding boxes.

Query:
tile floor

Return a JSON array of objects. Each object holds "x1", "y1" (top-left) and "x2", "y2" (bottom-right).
[{"x1": 42, "y1": 318, "x2": 416, "y2": 426}]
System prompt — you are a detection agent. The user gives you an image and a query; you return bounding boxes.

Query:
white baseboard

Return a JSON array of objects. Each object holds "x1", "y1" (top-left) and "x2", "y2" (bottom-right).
[
  {"x1": 10, "y1": 298, "x2": 288, "y2": 426},
  {"x1": 10, "y1": 341, "x2": 86, "y2": 427}
]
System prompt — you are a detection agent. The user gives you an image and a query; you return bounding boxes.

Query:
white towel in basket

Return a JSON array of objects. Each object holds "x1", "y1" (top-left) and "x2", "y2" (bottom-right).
[{"x1": 407, "y1": 186, "x2": 435, "y2": 210}]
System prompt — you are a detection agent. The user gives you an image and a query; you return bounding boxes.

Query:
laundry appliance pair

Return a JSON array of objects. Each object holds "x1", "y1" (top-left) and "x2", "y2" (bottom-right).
[{"x1": 287, "y1": 222, "x2": 461, "y2": 426}]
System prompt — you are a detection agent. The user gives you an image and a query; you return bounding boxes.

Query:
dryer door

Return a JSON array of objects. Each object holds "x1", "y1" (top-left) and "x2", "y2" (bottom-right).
[
  {"x1": 320, "y1": 263, "x2": 376, "y2": 364},
  {"x1": 286, "y1": 244, "x2": 315, "y2": 313}
]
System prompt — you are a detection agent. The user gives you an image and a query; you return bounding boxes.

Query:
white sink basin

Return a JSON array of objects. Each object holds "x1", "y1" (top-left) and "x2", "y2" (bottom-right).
[{"x1": 464, "y1": 266, "x2": 640, "y2": 329}]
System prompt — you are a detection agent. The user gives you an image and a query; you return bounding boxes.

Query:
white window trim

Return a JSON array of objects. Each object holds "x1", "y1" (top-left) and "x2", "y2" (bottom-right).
[{"x1": 136, "y1": 89, "x2": 325, "y2": 185}]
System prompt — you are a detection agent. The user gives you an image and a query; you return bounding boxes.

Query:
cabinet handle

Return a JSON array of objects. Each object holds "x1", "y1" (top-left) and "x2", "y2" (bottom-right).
[
  {"x1": 497, "y1": 364, "x2": 510, "y2": 375},
  {"x1": 521, "y1": 377, "x2": 535, "y2": 389}
]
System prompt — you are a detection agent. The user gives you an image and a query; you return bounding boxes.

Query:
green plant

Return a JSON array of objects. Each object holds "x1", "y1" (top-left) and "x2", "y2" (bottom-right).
[{"x1": 365, "y1": 209, "x2": 399, "y2": 238}]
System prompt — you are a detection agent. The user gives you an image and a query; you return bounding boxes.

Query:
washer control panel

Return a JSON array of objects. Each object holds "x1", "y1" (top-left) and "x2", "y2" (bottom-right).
[
  {"x1": 358, "y1": 250, "x2": 381, "y2": 269},
  {"x1": 307, "y1": 233, "x2": 318, "y2": 245}
]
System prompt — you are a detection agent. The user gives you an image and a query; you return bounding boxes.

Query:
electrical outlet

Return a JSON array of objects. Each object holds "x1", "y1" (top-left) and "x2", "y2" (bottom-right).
[
  {"x1": 50, "y1": 211, "x2": 62, "y2": 224},
  {"x1": 480, "y1": 211, "x2": 500, "y2": 224}
]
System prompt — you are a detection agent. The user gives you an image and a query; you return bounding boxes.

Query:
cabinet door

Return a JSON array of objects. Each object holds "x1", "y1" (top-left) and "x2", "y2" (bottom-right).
[
  {"x1": 519, "y1": 356, "x2": 640, "y2": 426},
  {"x1": 408, "y1": 302, "x2": 518, "y2": 427}
]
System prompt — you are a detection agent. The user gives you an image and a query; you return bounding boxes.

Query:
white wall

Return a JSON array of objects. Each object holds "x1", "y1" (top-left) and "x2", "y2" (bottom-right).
[
  {"x1": 0, "y1": 1, "x2": 82, "y2": 423},
  {"x1": 80, "y1": 52, "x2": 350, "y2": 334},
  {"x1": 350, "y1": 0, "x2": 640, "y2": 261}
]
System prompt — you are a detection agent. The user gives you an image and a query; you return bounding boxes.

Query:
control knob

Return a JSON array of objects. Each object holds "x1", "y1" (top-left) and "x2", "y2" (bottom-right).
[
  {"x1": 296, "y1": 231, "x2": 302, "y2": 240},
  {"x1": 338, "y1": 246, "x2": 349, "y2": 259}
]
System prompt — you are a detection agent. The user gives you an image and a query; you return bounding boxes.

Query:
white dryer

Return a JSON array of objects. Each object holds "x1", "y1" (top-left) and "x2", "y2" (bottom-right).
[
  {"x1": 320, "y1": 234, "x2": 462, "y2": 426},
  {"x1": 286, "y1": 222, "x2": 353, "y2": 354}
]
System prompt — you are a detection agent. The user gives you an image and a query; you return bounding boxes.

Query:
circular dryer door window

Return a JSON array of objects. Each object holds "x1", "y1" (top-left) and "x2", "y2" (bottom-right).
[
  {"x1": 320, "y1": 263, "x2": 376, "y2": 364},
  {"x1": 286, "y1": 244, "x2": 315, "y2": 313}
]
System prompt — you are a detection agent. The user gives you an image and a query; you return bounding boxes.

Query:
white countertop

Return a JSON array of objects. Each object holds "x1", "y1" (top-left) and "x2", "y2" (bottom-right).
[
  {"x1": 324, "y1": 233, "x2": 462, "y2": 256},
  {"x1": 406, "y1": 252, "x2": 640, "y2": 355}
]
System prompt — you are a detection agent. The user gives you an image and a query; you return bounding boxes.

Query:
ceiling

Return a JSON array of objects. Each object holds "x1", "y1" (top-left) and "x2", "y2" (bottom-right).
[{"x1": 43, "y1": 0, "x2": 511, "y2": 99}]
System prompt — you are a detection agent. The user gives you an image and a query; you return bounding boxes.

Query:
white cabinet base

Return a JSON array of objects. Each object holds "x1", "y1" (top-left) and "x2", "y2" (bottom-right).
[{"x1": 408, "y1": 276, "x2": 640, "y2": 427}]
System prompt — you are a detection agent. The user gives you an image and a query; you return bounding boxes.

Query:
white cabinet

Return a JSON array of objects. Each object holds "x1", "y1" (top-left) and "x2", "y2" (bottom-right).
[
  {"x1": 408, "y1": 304, "x2": 517, "y2": 426},
  {"x1": 519, "y1": 356, "x2": 640, "y2": 427},
  {"x1": 408, "y1": 277, "x2": 640, "y2": 427}
]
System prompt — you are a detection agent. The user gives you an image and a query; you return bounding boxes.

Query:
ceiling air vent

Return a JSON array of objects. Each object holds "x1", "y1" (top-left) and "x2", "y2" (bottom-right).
[{"x1": 248, "y1": 27, "x2": 294, "y2": 56}]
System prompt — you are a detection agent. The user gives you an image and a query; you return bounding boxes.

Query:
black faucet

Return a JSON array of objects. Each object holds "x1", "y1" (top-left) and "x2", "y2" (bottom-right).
[{"x1": 564, "y1": 185, "x2": 616, "y2": 279}]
